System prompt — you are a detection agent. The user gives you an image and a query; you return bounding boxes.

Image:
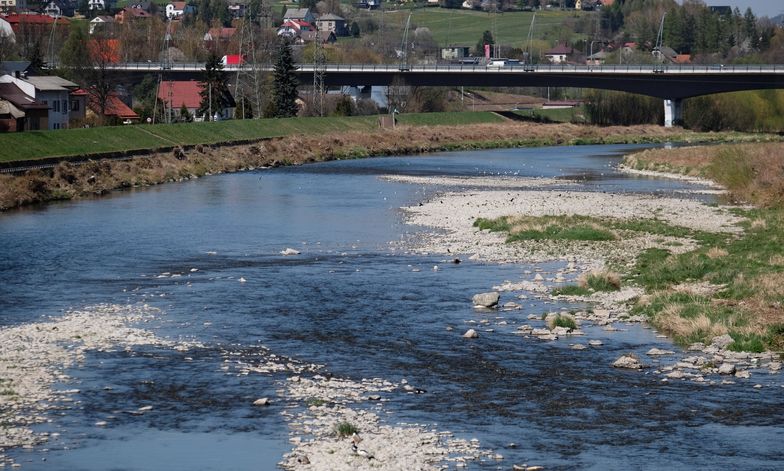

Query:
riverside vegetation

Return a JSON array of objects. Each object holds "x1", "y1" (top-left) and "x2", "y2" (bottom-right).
[
  {"x1": 477, "y1": 142, "x2": 784, "y2": 353},
  {"x1": 1, "y1": 116, "x2": 773, "y2": 211}
]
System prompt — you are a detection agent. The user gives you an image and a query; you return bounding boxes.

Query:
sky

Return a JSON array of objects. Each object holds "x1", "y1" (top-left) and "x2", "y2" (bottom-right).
[{"x1": 700, "y1": 0, "x2": 784, "y2": 18}]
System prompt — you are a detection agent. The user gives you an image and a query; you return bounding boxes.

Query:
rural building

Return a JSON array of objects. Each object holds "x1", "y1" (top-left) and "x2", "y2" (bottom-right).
[
  {"x1": 87, "y1": 92, "x2": 139, "y2": 124},
  {"x1": 89, "y1": 15, "x2": 114, "y2": 34},
  {"x1": 0, "y1": 82, "x2": 48, "y2": 131},
  {"x1": 544, "y1": 42, "x2": 574, "y2": 64},
  {"x1": 20, "y1": 75, "x2": 80, "y2": 130},
  {"x1": 165, "y1": 1, "x2": 186, "y2": 19},
  {"x1": 115, "y1": 7, "x2": 152, "y2": 23},
  {"x1": 283, "y1": 8, "x2": 315, "y2": 24},
  {"x1": 440, "y1": 46, "x2": 471, "y2": 61},
  {"x1": 203, "y1": 27, "x2": 237, "y2": 42},
  {"x1": 315, "y1": 13, "x2": 347, "y2": 36}
]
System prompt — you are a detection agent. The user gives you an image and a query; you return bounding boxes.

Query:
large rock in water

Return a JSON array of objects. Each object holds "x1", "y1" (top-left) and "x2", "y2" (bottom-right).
[
  {"x1": 613, "y1": 354, "x2": 645, "y2": 369},
  {"x1": 717, "y1": 363, "x2": 736, "y2": 375},
  {"x1": 472, "y1": 292, "x2": 500, "y2": 308},
  {"x1": 463, "y1": 329, "x2": 479, "y2": 339},
  {"x1": 711, "y1": 334, "x2": 734, "y2": 349}
]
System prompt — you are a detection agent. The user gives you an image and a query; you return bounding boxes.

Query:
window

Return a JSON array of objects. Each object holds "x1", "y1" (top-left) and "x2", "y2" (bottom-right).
[
  {"x1": 53, "y1": 100, "x2": 60, "y2": 112},
  {"x1": 53, "y1": 123, "x2": 60, "y2": 129},
  {"x1": 71, "y1": 100, "x2": 80, "y2": 111},
  {"x1": 62, "y1": 100, "x2": 68, "y2": 114}
]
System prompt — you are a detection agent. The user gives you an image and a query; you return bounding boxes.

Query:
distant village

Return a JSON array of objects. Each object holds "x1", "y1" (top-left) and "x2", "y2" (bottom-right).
[{"x1": 0, "y1": 0, "x2": 771, "y2": 131}]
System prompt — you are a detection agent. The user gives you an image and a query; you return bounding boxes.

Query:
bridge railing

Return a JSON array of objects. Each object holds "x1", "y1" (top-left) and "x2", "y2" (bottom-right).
[{"x1": 83, "y1": 62, "x2": 783, "y2": 74}]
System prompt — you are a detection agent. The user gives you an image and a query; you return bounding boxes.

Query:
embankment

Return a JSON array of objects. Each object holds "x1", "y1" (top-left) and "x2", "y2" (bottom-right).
[{"x1": 0, "y1": 120, "x2": 777, "y2": 211}]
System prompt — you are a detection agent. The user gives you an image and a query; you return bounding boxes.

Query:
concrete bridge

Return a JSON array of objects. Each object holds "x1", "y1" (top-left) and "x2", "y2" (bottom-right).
[{"x1": 103, "y1": 62, "x2": 784, "y2": 127}]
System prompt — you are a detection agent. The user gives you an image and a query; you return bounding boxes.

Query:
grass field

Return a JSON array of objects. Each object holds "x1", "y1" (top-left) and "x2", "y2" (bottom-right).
[
  {"x1": 0, "y1": 112, "x2": 506, "y2": 163},
  {"x1": 362, "y1": 8, "x2": 577, "y2": 49},
  {"x1": 513, "y1": 106, "x2": 586, "y2": 123}
]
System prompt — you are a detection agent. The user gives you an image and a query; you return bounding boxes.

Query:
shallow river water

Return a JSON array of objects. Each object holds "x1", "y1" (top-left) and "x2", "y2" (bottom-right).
[{"x1": 1, "y1": 144, "x2": 783, "y2": 470}]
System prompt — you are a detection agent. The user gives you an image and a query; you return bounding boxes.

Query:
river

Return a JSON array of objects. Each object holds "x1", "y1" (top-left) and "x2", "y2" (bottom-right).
[{"x1": 1, "y1": 144, "x2": 783, "y2": 470}]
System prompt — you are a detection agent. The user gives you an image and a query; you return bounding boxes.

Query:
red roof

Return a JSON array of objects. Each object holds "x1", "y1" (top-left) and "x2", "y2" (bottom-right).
[
  {"x1": 157, "y1": 81, "x2": 202, "y2": 110},
  {"x1": 89, "y1": 93, "x2": 140, "y2": 120},
  {"x1": 4, "y1": 13, "x2": 67, "y2": 25},
  {"x1": 71, "y1": 88, "x2": 88, "y2": 96},
  {"x1": 206, "y1": 27, "x2": 236, "y2": 40},
  {"x1": 545, "y1": 43, "x2": 574, "y2": 55},
  {"x1": 170, "y1": 1, "x2": 186, "y2": 9}
]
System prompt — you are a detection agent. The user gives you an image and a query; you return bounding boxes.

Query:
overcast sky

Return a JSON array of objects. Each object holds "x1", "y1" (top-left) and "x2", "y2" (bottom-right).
[{"x1": 700, "y1": 0, "x2": 783, "y2": 18}]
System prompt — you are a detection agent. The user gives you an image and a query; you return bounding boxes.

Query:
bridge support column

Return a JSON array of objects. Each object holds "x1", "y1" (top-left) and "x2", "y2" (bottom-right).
[{"x1": 663, "y1": 99, "x2": 683, "y2": 128}]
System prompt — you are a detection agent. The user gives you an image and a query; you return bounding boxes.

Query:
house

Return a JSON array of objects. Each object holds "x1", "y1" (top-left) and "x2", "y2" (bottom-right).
[
  {"x1": 353, "y1": 0, "x2": 379, "y2": 9},
  {"x1": 4, "y1": 13, "x2": 69, "y2": 35},
  {"x1": 127, "y1": 0, "x2": 154, "y2": 11},
  {"x1": 228, "y1": 1, "x2": 246, "y2": 18},
  {"x1": 440, "y1": 45, "x2": 470, "y2": 61},
  {"x1": 89, "y1": 15, "x2": 114, "y2": 34},
  {"x1": 574, "y1": 0, "x2": 581, "y2": 9},
  {"x1": 88, "y1": 0, "x2": 114, "y2": 11},
  {"x1": 88, "y1": 92, "x2": 139, "y2": 123},
  {"x1": 44, "y1": 0, "x2": 75, "y2": 17},
  {"x1": 156, "y1": 80, "x2": 201, "y2": 119},
  {"x1": 652, "y1": 45, "x2": 677, "y2": 63},
  {"x1": 585, "y1": 50, "x2": 607, "y2": 65},
  {"x1": 165, "y1": 1, "x2": 186, "y2": 19},
  {"x1": 0, "y1": 0, "x2": 15, "y2": 13},
  {"x1": 0, "y1": 82, "x2": 48, "y2": 131},
  {"x1": 299, "y1": 30, "x2": 336, "y2": 45},
  {"x1": 283, "y1": 8, "x2": 314, "y2": 24},
  {"x1": 115, "y1": 7, "x2": 152, "y2": 22},
  {"x1": 0, "y1": 61, "x2": 29, "y2": 77},
  {"x1": 203, "y1": 27, "x2": 236, "y2": 42},
  {"x1": 157, "y1": 80, "x2": 235, "y2": 120},
  {"x1": 1, "y1": 74, "x2": 80, "y2": 130},
  {"x1": 277, "y1": 19, "x2": 311, "y2": 38},
  {"x1": 544, "y1": 42, "x2": 574, "y2": 64},
  {"x1": 674, "y1": 54, "x2": 691, "y2": 64},
  {"x1": 315, "y1": 13, "x2": 346, "y2": 36},
  {"x1": 69, "y1": 88, "x2": 87, "y2": 124}
]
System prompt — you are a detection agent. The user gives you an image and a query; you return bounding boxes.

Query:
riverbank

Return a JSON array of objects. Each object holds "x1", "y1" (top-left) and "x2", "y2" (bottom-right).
[
  {"x1": 0, "y1": 120, "x2": 778, "y2": 211},
  {"x1": 394, "y1": 141, "x2": 784, "y2": 357}
]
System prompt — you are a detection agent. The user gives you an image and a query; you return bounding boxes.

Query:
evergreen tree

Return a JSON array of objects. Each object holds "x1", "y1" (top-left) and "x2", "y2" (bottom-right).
[
  {"x1": 272, "y1": 38, "x2": 299, "y2": 118},
  {"x1": 350, "y1": 21, "x2": 360, "y2": 38},
  {"x1": 743, "y1": 7, "x2": 758, "y2": 49},
  {"x1": 179, "y1": 104, "x2": 192, "y2": 122},
  {"x1": 475, "y1": 30, "x2": 494, "y2": 55},
  {"x1": 59, "y1": 24, "x2": 90, "y2": 82},
  {"x1": 198, "y1": 53, "x2": 231, "y2": 121}
]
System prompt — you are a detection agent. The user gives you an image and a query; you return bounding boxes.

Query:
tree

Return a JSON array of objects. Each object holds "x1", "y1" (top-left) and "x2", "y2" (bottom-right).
[
  {"x1": 59, "y1": 24, "x2": 90, "y2": 81},
  {"x1": 198, "y1": 52, "x2": 231, "y2": 121},
  {"x1": 350, "y1": 21, "x2": 360, "y2": 38},
  {"x1": 475, "y1": 30, "x2": 494, "y2": 56},
  {"x1": 272, "y1": 38, "x2": 299, "y2": 118},
  {"x1": 334, "y1": 96, "x2": 353, "y2": 116},
  {"x1": 179, "y1": 104, "x2": 192, "y2": 122}
]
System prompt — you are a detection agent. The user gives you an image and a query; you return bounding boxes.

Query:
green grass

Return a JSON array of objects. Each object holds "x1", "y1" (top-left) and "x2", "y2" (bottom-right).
[
  {"x1": 335, "y1": 421, "x2": 359, "y2": 438},
  {"x1": 584, "y1": 272, "x2": 621, "y2": 292},
  {"x1": 383, "y1": 9, "x2": 577, "y2": 49},
  {"x1": 396, "y1": 111, "x2": 505, "y2": 126},
  {"x1": 474, "y1": 215, "x2": 616, "y2": 242},
  {"x1": 513, "y1": 106, "x2": 586, "y2": 123},
  {"x1": 553, "y1": 314, "x2": 577, "y2": 330},
  {"x1": 552, "y1": 285, "x2": 592, "y2": 296},
  {"x1": 306, "y1": 398, "x2": 327, "y2": 407},
  {"x1": 0, "y1": 112, "x2": 506, "y2": 163}
]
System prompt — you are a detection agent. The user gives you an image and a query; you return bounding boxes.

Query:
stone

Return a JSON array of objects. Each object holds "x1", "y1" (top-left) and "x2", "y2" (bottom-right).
[
  {"x1": 253, "y1": 397, "x2": 271, "y2": 406},
  {"x1": 613, "y1": 354, "x2": 645, "y2": 369},
  {"x1": 472, "y1": 292, "x2": 500, "y2": 308},
  {"x1": 533, "y1": 274, "x2": 544, "y2": 282},
  {"x1": 735, "y1": 370, "x2": 751, "y2": 379},
  {"x1": 463, "y1": 329, "x2": 479, "y2": 339},
  {"x1": 665, "y1": 370, "x2": 685, "y2": 379},
  {"x1": 588, "y1": 340, "x2": 603, "y2": 346},
  {"x1": 552, "y1": 326, "x2": 570, "y2": 336},
  {"x1": 531, "y1": 328, "x2": 552, "y2": 336},
  {"x1": 646, "y1": 348, "x2": 675, "y2": 356},
  {"x1": 768, "y1": 361, "x2": 782, "y2": 372},
  {"x1": 571, "y1": 344, "x2": 587, "y2": 350},
  {"x1": 717, "y1": 363, "x2": 736, "y2": 375},
  {"x1": 687, "y1": 342, "x2": 706, "y2": 351},
  {"x1": 754, "y1": 384, "x2": 763, "y2": 389},
  {"x1": 711, "y1": 334, "x2": 734, "y2": 349},
  {"x1": 280, "y1": 248, "x2": 301, "y2": 256}
]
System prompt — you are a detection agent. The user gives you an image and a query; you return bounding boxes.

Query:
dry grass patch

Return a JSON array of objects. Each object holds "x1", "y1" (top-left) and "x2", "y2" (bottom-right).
[
  {"x1": 706, "y1": 247, "x2": 728, "y2": 259},
  {"x1": 578, "y1": 270, "x2": 621, "y2": 292}
]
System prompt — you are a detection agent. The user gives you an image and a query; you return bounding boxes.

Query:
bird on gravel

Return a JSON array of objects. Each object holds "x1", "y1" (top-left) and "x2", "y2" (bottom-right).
[{"x1": 351, "y1": 443, "x2": 375, "y2": 460}]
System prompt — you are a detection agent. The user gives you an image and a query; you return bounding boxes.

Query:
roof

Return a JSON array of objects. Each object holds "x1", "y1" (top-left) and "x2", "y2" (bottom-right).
[
  {"x1": 0, "y1": 83, "x2": 48, "y2": 110},
  {"x1": 24, "y1": 75, "x2": 78, "y2": 91},
  {"x1": 71, "y1": 88, "x2": 88, "y2": 96},
  {"x1": 157, "y1": 80, "x2": 202, "y2": 109},
  {"x1": 587, "y1": 50, "x2": 608, "y2": 59},
  {"x1": 168, "y1": 1, "x2": 186, "y2": 9},
  {"x1": 0, "y1": 100, "x2": 25, "y2": 119},
  {"x1": 91, "y1": 15, "x2": 115, "y2": 22},
  {"x1": 118, "y1": 7, "x2": 152, "y2": 17},
  {"x1": 545, "y1": 43, "x2": 574, "y2": 55},
  {"x1": 674, "y1": 54, "x2": 691, "y2": 64},
  {"x1": 317, "y1": 13, "x2": 344, "y2": 21},
  {"x1": 282, "y1": 19, "x2": 310, "y2": 28},
  {"x1": 283, "y1": 8, "x2": 311, "y2": 19},
  {"x1": 4, "y1": 13, "x2": 70, "y2": 26},
  {"x1": 0, "y1": 61, "x2": 30, "y2": 75},
  {"x1": 89, "y1": 93, "x2": 139, "y2": 119},
  {"x1": 206, "y1": 27, "x2": 236, "y2": 39}
]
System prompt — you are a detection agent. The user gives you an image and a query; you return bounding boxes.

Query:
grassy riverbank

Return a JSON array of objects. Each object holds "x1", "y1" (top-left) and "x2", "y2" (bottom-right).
[
  {"x1": 0, "y1": 118, "x2": 779, "y2": 211},
  {"x1": 0, "y1": 112, "x2": 507, "y2": 163},
  {"x1": 476, "y1": 142, "x2": 784, "y2": 352}
]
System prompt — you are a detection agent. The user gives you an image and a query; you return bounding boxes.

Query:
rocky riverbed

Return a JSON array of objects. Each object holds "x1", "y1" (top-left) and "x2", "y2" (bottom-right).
[{"x1": 0, "y1": 304, "x2": 201, "y2": 468}]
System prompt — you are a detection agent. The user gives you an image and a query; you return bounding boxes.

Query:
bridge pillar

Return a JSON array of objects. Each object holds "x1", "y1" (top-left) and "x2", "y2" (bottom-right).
[{"x1": 663, "y1": 99, "x2": 683, "y2": 127}]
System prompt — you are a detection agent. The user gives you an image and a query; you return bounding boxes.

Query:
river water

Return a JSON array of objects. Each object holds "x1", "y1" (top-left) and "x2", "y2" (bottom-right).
[{"x1": 1, "y1": 144, "x2": 783, "y2": 470}]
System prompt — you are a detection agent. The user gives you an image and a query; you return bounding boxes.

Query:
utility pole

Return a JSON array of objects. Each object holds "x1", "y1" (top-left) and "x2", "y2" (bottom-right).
[
  {"x1": 235, "y1": 2, "x2": 264, "y2": 119},
  {"x1": 312, "y1": 31, "x2": 326, "y2": 117}
]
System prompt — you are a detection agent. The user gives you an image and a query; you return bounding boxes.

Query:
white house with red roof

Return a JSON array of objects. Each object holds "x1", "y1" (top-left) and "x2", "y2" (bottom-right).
[{"x1": 277, "y1": 19, "x2": 312, "y2": 38}]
